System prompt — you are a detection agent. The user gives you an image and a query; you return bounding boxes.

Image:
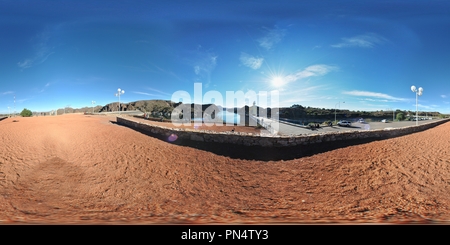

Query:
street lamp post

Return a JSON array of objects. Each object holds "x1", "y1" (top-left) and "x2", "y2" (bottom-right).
[
  {"x1": 387, "y1": 107, "x2": 395, "y2": 121},
  {"x1": 411, "y1": 85, "x2": 423, "y2": 126},
  {"x1": 92, "y1": 100, "x2": 96, "y2": 114},
  {"x1": 115, "y1": 88, "x2": 125, "y2": 115},
  {"x1": 8, "y1": 106, "x2": 10, "y2": 117},
  {"x1": 334, "y1": 101, "x2": 345, "y2": 124},
  {"x1": 64, "y1": 105, "x2": 70, "y2": 114}
]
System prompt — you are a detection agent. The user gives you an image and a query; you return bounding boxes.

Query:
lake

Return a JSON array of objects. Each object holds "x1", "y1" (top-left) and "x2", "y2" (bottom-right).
[{"x1": 192, "y1": 111, "x2": 240, "y2": 124}]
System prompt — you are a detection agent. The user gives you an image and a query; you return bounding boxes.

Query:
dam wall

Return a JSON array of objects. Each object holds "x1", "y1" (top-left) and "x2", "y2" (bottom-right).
[{"x1": 116, "y1": 117, "x2": 450, "y2": 147}]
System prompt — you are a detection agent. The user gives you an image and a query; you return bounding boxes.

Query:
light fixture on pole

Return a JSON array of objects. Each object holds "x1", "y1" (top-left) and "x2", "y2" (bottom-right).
[
  {"x1": 411, "y1": 85, "x2": 423, "y2": 126},
  {"x1": 115, "y1": 88, "x2": 125, "y2": 115},
  {"x1": 92, "y1": 100, "x2": 96, "y2": 114},
  {"x1": 334, "y1": 101, "x2": 345, "y2": 124}
]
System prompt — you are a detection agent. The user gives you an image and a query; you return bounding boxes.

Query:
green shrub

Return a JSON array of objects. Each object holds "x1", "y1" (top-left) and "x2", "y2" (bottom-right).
[
  {"x1": 396, "y1": 112, "x2": 405, "y2": 121},
  {"x1": 20, "y1": 108, "x2": 32, "y2": 117}
]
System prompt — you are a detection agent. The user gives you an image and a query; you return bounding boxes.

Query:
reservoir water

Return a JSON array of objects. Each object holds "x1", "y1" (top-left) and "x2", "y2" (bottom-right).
[{"x1": 192, "y1": 111, "x2": 241, "y2": 124}]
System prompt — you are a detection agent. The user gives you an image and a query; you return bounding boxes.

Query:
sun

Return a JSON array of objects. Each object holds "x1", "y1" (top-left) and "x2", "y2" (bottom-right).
[{"x1": 271, "y1": 76, "x2": 285, "y2": 87}]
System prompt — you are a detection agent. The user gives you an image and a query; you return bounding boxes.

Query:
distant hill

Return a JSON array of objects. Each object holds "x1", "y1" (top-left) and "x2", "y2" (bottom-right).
[
  {"x1": 55, "y1": 100, "x2": 266, "y2": 118},
  {"x1": 34, "y1": 99, "x2": 448, "y2": 120},
  {"x1": 98, "y1": 99, "x2": 180, "y2": 113},
  {"x1": 55, "y1": 106, "x2": 104, "y2": 115}
]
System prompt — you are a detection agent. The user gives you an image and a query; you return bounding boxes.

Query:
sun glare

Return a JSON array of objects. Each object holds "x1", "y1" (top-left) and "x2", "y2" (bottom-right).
[{"x1": 271, "y1": 76, "x2": 285, "y2": 87}]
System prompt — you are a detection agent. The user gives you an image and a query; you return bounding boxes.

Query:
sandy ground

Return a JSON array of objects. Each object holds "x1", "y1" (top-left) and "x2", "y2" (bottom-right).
[
  {"x1": 129, "y1": 116, "x2": 263, "y2": 134},
  {"x1": 1, "y1": 114, "x2": 450, "y2": 224}
]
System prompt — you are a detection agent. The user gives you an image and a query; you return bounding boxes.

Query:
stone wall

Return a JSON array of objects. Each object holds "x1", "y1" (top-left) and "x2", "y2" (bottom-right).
[{"x1": 116, "y1": 117, "x2": 450, "y2": 147}]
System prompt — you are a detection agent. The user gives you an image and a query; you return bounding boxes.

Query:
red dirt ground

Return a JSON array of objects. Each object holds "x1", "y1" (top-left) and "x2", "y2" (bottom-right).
[
  {"x1": 1, "y1": 114, "x2": 450, "y2": 224},
  {"x1": 129, "y1": 116, "x2": 263, "y2": 134}
]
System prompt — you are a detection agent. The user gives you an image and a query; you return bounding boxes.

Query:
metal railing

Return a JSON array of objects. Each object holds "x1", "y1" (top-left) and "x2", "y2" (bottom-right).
[{"x1": 249, "y1": 115, "x2": 279, "y2": 135}]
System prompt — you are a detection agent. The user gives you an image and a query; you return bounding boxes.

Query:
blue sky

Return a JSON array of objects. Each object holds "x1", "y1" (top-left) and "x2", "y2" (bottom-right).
[{"x1": 1, "y1": 0, "x2": 450, "y2": 114}]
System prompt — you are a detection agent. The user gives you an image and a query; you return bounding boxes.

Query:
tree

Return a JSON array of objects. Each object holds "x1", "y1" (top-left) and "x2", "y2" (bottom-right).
[
  {"x1": 20, "y1": 108, "x2": 32, "y2": 117},
  {"x1": 396, "y1": 112, "x2": 405, "y2": 121}
]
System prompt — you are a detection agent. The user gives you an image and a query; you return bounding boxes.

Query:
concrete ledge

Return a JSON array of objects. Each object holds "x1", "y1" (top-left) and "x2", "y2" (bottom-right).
[{"x1": 116, "y1": 117, "x2": 450, "y2": 147}]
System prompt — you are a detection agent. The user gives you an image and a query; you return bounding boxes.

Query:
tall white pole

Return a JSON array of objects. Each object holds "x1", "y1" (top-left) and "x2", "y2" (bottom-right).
[
  {"x1": 411, "y1": 86, "x2": 422, "y2": 126},
  {"x1": 334, "y1": 102, "x2": 339, "y2": 123},
  {"x1": 116, "y1": 88, "x2": 124, "y2": 115},
  {"x1": 416, "y1": 91, "x2": 418, "y2": 126},
  {"x1": 334, "y1": 101, "x2": 344, "y2": 124},
  {"x1": 388, "y1": 107, "x2": 395, "y2": 121}
]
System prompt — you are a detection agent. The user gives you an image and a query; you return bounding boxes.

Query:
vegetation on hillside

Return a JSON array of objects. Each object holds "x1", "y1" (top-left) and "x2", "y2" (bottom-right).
[
  {"x1": 18, "y1": 99, "x2": 450, "y2": 119},
  {"x1": 134, "y1": 100, "x2": 180, "y2": 119},
  {"x1": 278, "y1": 104, "x2": 445, "y2": 122}
]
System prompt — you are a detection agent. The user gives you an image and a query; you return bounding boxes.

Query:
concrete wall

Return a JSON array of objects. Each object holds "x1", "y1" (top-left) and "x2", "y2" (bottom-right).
[{"x1": 116, "y1": 117, "x2": 450, "y2": 148}]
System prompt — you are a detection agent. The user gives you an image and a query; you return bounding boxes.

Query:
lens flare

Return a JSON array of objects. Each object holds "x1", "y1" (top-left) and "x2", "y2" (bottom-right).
[{"x1": 168, "y1": 133, "x2": 178, "y2": 142}]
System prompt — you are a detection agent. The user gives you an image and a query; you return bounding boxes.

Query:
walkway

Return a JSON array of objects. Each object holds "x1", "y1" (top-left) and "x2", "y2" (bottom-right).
[{"x1": 255, "y1": 117, "x2": 446, "y2": 136}]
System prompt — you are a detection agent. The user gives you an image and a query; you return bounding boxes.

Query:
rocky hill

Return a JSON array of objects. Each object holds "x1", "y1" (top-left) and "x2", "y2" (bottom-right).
[
  {"x1": 56, "y1": 106, "x2": 104, "y2": 115},
  {"x1": 46, "y1": 100, "x2": 262, "y2": 116},
  {"x1": 98, "y1": 100, "x2": 180, "y2": 113}
]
